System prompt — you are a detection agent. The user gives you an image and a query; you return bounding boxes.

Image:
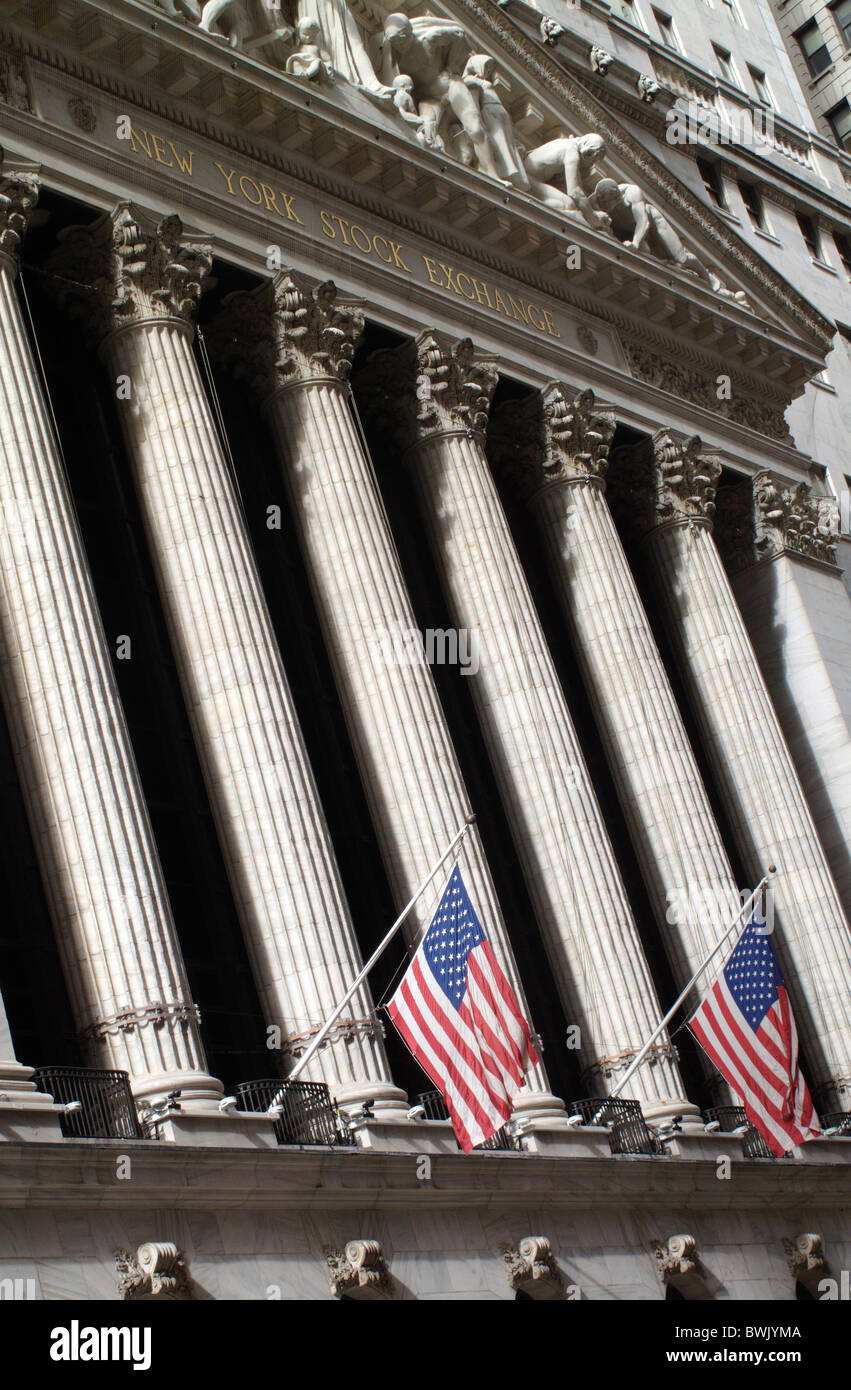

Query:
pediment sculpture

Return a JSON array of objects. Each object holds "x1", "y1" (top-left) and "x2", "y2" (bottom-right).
[{"x1": 145, "y1": 0, "x2": 750, "y2": 304}]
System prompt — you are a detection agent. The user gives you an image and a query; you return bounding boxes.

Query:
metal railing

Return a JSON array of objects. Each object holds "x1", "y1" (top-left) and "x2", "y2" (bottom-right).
[
  {"x1": 703, "y1": 1105, "x2": 774, "y2": 1159},
  {"x1": 820, "y1": 1111, "x2": 851, "y2": 1137},
  {"x1": 235, "y1": 1079, "x2": 348, "y2": 1146},
  {"x1": 32, "y1": 1066, "x2": 146, "y2": 1140},
  {"x1": 416, "y1": 1090, "x2": 520, "y2": 1151},
  {"x1": 566, "y1": 1097, "x2": 662, "y2": 1156}
]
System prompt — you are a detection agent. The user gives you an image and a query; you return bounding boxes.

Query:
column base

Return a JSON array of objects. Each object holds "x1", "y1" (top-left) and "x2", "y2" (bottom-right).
[
  {"x1": 129, "y1": 1069, "x2": 224, "y2": 1110},
  {"x1": 641, "y1": 1098, "x2": 704, "y2": 1128},
  {"x1": 0, "y1": 1061, "x2": 65, "y2": 1141},
  {"x1": 333, "y1": 1081, "x2": 410, "y2": 1123}
]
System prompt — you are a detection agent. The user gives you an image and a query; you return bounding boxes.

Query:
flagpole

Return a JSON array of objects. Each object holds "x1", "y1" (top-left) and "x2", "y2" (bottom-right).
[
  {"x1": 266, "y1": 815, "x2": 478, "y2": 1112},
  {"x1": 593, "y1": 870, "x2": 775, "y2": 1121}
]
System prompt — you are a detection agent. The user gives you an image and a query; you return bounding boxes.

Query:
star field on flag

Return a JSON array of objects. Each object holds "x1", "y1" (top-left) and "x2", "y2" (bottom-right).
[
  {"x1": 688, "y1": 914, "x2": 821, "y2": 1156},
  {"x1": 387, "y1": 864, "x2": 538, "y2": 1153}
]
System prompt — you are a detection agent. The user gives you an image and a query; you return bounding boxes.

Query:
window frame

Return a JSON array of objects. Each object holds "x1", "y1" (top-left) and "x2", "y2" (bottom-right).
[{"x1": 795, "y1": 19, "x2": 832, "y2": 78}]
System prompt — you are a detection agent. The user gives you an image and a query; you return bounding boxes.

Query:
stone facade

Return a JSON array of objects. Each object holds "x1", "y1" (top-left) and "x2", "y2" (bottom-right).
[{"x1": 0, "y1": 0, "x2": 849, "y2": 1302}]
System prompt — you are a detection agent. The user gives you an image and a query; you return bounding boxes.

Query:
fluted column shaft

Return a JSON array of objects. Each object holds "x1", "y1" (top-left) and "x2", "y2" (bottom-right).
[
  {"x1": 50, "y1": 208, "x2": 400, "y2": 1109},
  {"x1": 262, "y1": 368, "x2": 561, "y2": 1119},
  {"x1": 0, "y1": 183, "x2": 217, "y2": 1104},
  {"x1": 644, "y1": 506, "x2": 851, "y2": 1113},
  {"x1": 403, "y1": 409, "x2": 691, "y2": 1118},
  {"x1": 504, "y1": 392, "x2": 741, "y2": 1048}
]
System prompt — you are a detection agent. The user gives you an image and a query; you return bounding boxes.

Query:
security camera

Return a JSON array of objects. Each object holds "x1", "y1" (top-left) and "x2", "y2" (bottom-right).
[
  {"x1": 407, "y1": 1104, "x2": 426, "y2": 1121},
  {"x1": 218, "y1": 1095, "x2": 238, "y2": 1114}
]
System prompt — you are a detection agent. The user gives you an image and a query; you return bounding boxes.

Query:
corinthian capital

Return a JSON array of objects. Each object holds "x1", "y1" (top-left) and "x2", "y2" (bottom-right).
[
  {"x1": 415, "y1": 331, "x2": 498, "y2": 438},
  {"x1": 0, "y1": 170, "x2": 39, "y2": 265},
  {"x1": 209, "y1": 271, "x2": 364, "y2": 398},
  {"x1": 45, "y1": 203, "x2": 212, "y2": 342},
  {"x1": 650, "y1": 429, "x2": 721, "y2": 526},
  {"x1": 356, "y1": 331, "x2": 498, "y2": 455},
  {"x1": 753, "y1": 471, "x2": 838, "y2": 568},
  {"x1": 542, "y1": 385, "x2": 616, "y2": 481}
]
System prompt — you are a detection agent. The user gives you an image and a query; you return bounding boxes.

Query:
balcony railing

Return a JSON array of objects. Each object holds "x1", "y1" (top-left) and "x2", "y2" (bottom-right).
[
  {"x1": 566, "y1": 1097, "x2": 662, "y2": 1156},
  {"x1": 416, "y1": 1090, "x2": 520, "y2": 1151},
  {"x1": 703, "y1": 1105, "x2": 774, "y2": 1159},
  {"x1": 820, "y1": 1111, "x2": 851, "y2": 1137},
  {"x1": 235, "y1": 1078, "x2": 348, "y2": 1146},
  {"x1": 32, "y1": 1066, "x2": 146, "y2": 1140}
]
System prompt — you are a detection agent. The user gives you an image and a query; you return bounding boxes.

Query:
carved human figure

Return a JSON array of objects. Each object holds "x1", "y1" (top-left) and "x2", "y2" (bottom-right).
[
  {"x1": 592, "y1": 178, "x2": 747, "y2": 300},
  {"x1": 296, "y1": 0, "x2": 391, "y2": 96},
  {"x1": 286, "y1": 17, "x2": 336, "y2": 82},
  {"x1": 153, "y1": 0, "x2": 201, "y2": 18},
  {"x1": 375, "y1": 14, "x2": 506, "y2": 179},
  {"x1": 392, "y1": 75, "x2": 440, "y2": 147},
  {"x1": 461, "y1": 55, "x2": 529, "y2": 187},
  {"x1": 523, "y1": 133, "x2": 609, "y2": 227},
  {"x1": 199, "y1": 0, "x2": 292, "y2": 53}
]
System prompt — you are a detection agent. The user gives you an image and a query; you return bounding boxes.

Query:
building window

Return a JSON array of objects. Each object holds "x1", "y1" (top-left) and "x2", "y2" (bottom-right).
[
  {"x1": 747, "y1": 65, "x2": 772, "y2": 104},
  {"x1": 834, "y1": 231, "x2": 851, "y2": 274},
  {"x1": 652, "y1": 8, "x2": 680, "y2": 50},
  {"x1": 827, "y1": 99, "x2": 851, "y2": 150},
  {"x1": 797, "y1": 212, "x2": 823, "y2": 259},
  {"x1": 697, "y1": 157, "x2": 727, "y2": 207},
  {"x1": 713, "y1": 44, "x2": 737, "y2": 84},
  {"x1": 795, "y1": 20, "x2": 832, "y2": 77},
  {"x1": 738, "y1": 180, "x2": 765, "y2": 229},
  {"x1": 831, "y1": 0, "x2": 851, "y2": 47},
  {"x1": 721, "y1": 0, "x2": 742, "y2": 23}
]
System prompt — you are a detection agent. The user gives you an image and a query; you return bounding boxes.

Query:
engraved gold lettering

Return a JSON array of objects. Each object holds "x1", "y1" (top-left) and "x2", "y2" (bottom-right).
[
  {"x1": 526, "y1": 303, "x2": 546, "y2": 331},
  {"x1": 280, "y1": 193, "x2": 304, "y2": 225},
  {"x1": 331, "y1": 214, "x2": 351, "y2": 245},
  {"x1": 239, "y1": 175, "x2": 263, "y2": 206},
  {"x1": 493, "y1": 287, "x2": 510, "y2": 316},
  {"x1": 507, "y1": 294, "x2": 529, "y2": 326},
  {"x1": 350, "y1": 224, "x2": 371, "y2": 254},
  {"x1": 388, "y1": 240, "x2": 410, "y2": 271},
  {"x1": 454, "y1": 272, "x2": 476, "y2": 301},
  {"x1": 259, "y1": 183, "x2": 281, "y2": 216},
  {"x1": 151, "y1": 133, "x2": 173, "y2": 167},
  {"x1": 372, "y1": 235, "x2": 393, "y2": 264},
  {"x1": 540, "y1": 308, "x2": 561, "y2": 339},
  {"x1": 128, "y1": 127, "x2": 153, "y2": 159},
  {"x1": 422, "y1": 255, "x2": 443, "y2": 285},
  {"x1": 167, "y1": 141, "x2": 193, "y2": 176},
  {"x1": 320, "y1": 209, "x2": 337, "y2": 239},
  {"x1": 215, "y1": 164, "x2": 239, "y2": 196},
  {"x1": 470, "y1": 277, "x2": 493, "y2": 309},
  {"x1": 438, "y1": 262, "x2": 461, "y2": 295}
]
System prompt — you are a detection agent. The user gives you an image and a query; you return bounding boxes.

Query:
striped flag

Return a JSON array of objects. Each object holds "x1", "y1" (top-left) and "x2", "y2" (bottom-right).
[
  {"x1": 688, "y1": 914, "x2": 821, "y2": 1156},
  {"x1": 387, "y1": 865, "x2": 538, "y2": 1153}
]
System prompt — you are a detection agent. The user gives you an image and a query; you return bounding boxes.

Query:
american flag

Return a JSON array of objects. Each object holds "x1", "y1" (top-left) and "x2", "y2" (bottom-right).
[
  {"x1": 387, "y1": 865, "x2": 538, "y2": 1153},
  {"x1": 688, "y1": 914, "x2": 821, "y2": 1156}
]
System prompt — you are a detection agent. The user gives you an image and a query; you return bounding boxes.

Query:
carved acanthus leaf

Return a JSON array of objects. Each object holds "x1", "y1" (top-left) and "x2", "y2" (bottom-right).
[
  {"x1": 115, "y1": 1243, "x2": 192, "y2": 1300},
  {"x1": 44, "y1": 203, "x2": 212, "y2": 342},
  {"x1": 503, "y1": 1236, "x2": 565, "y2": 1295},
  {"x1": 753, "y1": 471, "x2": 838, "y2": 568},
  {"x1": 542, "y1": 385, "x2": 615, "y2": 482},
  {"x1": 414, "y1": 331, "x2": 498, "y2": 437},
  {"x1": 651, "y1": 429, "x2": 721, "y2": 526},
  {"x1": 0, "y1": 171, "x2": 38, "y2": 262},
  {"x1": 326, "y1": 1240, "x2": 391, "y2": 1297}
]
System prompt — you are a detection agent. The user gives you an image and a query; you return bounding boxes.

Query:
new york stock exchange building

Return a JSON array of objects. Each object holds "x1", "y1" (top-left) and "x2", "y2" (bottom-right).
[{"x1": 0, "y1": 0, "x2": 850, "y2": 1311}]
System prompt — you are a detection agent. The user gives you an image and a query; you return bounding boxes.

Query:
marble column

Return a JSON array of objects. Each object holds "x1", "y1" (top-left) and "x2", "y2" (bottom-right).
[
  {"x1": 489, "y1": 387, "x2": 741, "y2": 1081},
  {"x1": 46, "y1": 207, "x2": 402, "y2": 1114},
  {"x1": 611, "y1": 429, "x2": 851, "y2": 1113},
  {"x1": 716, "y1": 472, "x2": 851, "y2": 924},
  {"x1": 0, "y1": 172, "x2": 219, "y2": 1105},
  {"x1": 216, "y1": 272, "x2": 564, "y2": 1125},
  {"x1": 358, "y1": 331, "x2": 695, "y2": 1121}
]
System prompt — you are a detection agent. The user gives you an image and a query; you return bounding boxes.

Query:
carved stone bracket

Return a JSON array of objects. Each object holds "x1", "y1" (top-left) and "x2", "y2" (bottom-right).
[
  {"x1": 0, "y1": 50, "x2": 31, "y2": 113},
  {"x1": 0, "y1": 170, "x2": 39, "y2": 265},
  {"x1": 753, "y1": 471, "x2": 838, "y2": 568},
  {"x1": 503, "y1": 1237, "x2": 565, "y2": 1298},
  {"x1": 326, "y1": 1240, "x2": 391, "y2": 1298},
  {"x1": 637, "y1": 74, "x2": 661, "y2": 103},
  {"x1": 590, "y1": 47, "x2": 614, "y2": 76},
  {"x1": 212, "y1": 271, "x2": 364, "y2": 399},
  {"x1": 654, "y1": 1234, "x2": 698, "y2": 1282},
  {"x1": 115, "y1": 1243, "x2": 193, "y2": 1300},
  {"x1": 624, "y1": 344, "x2": 792, "y2": 444},
  {"x1": 44, "y1": 203, "x2": 212, "y2": 343},
  {"x1": 540, "y1": 17, "x2": 565, "y2": 46},
  {"x1": 783, "y1": 1233, "x2": 826, "y2": 1278}
]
